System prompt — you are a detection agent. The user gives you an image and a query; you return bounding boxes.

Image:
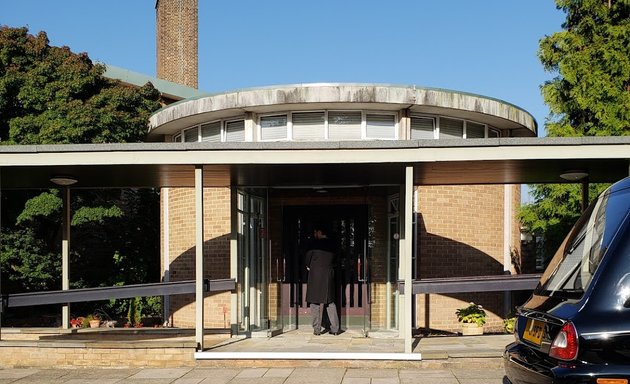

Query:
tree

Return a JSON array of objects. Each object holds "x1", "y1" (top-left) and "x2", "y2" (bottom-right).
[
  {"x1": 0, "y1": 26, "x2": 160, "y2": 144},
  {"x1": 521, "y1": 0, "x2": 630, "y2": 264},
  {"x1": 0, "y1": 26, "x2": 162, "y2": 323},
  {"x1": 539, "y1": 0, "x2": 630, "y2": 137}
]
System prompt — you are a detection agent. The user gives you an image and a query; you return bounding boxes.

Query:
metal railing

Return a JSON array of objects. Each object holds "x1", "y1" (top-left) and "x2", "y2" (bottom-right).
[
  {"x1": 398, "y1": 273, "x2": 541, "y2": 295},
  {"x1": 1, "y1": 278, "x2": 236, "y2": 310}
]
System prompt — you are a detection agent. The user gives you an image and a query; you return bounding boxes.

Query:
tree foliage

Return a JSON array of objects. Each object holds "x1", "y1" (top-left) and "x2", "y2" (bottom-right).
[
  {"x1": 0, "y1": 26, "x2": 162, "y2": 322},
  {"x1": 0, "y1": 26, "x2": 160, "y2": 143},
  {"x1": 521, "y1": 0, "x2": 630, "y2": 264},
  {"x1": 538, "y1": 0, "x2": 630, "y2": 136}
]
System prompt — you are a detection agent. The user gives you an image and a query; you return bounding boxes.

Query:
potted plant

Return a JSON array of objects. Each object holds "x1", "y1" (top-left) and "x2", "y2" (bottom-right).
[
  {"x1": 70, "y1": 317, "x2": 84, "y2": 328},
  {"x1": 503, "y1": 316, "x2": 516, "y2": 334},
  {"x1": 455, "y1": 302, "x2": 486, "y2": 335},
  {"x1": 84, "y1": 314, "x2": 100, "y2": 328}
]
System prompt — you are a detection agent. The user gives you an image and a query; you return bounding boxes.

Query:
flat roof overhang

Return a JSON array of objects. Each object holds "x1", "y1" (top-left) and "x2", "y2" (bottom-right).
[
  {"x1": 147, "y1": 84, "x2": 538, "y2": 138},
  {"x1": 0, "y1": 137, "x2": 628, "y2": 189}
]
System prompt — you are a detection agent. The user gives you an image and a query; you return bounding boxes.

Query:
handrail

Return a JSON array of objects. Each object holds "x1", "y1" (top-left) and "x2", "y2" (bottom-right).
[
  {"x1": 1, "y1": 278, "x2": 236, "y2": 310},
  {"x1": 398, "y1": 273, "x2": 541, "y2": 295}
]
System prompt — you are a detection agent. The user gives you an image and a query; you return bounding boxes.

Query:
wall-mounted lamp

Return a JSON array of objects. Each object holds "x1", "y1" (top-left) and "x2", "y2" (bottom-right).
[
  {"x1": 50, "y1": 176, "x2": 78, "y2": 186},
  {"x1": 559, "y1": 170, "x2": 589, "y2": 182}
]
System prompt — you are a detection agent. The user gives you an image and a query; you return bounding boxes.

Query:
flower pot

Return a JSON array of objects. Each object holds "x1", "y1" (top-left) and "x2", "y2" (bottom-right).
[
  {"x1": 89, "y1": 319, "x2": 100, "y2": 328},
  {"x1": 461, "y1": 323, "x2": 483, "y2": 336}
]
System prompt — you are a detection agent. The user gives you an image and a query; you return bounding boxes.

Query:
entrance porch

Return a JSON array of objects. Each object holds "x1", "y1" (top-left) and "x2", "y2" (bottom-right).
[{"x1": 0, "y1": 138, "x2": 629, "y2": 360}]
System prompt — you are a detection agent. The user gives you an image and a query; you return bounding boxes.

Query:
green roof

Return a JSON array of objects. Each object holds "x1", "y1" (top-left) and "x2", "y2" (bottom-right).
[{"x1": 103, "y1": 65, "x2": 206, "y2": 100}]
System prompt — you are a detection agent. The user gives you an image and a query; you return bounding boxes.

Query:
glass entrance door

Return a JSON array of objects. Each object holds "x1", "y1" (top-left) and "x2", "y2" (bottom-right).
[
  {"x1": 282, "y1": 205, "x2": 371, "y2": 334},
  {"x1": 236, "y1": 189, "x2": 272, "y2": 335}
]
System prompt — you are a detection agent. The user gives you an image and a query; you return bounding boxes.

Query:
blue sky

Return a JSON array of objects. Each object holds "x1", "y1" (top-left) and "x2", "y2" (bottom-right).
[{"x1": 2, "y1": 1, "x2": 565, "y2": 137}]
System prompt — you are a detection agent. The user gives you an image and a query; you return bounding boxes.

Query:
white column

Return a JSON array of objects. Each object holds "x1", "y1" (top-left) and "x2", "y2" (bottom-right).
[
  {"x1": 62, "y1": 187, "x2": 71, "y2": 329},
  {"x1": 162, "y1": 188, "x2": 170, "y2": 325},
  {"x1": 195, "y1": 166, "x2": 205, "y2": 350},
  {"x1": 503, "y1": 185, "x2": 512, "y2": 272},
  {"x1": 403, "y1": 166, "x2": 414, "y2": 353}
]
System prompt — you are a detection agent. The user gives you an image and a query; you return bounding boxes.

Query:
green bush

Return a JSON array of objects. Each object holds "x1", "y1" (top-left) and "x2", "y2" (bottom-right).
[{"x1": 455, "y1": 302, "x2": 487, "y2": 326}]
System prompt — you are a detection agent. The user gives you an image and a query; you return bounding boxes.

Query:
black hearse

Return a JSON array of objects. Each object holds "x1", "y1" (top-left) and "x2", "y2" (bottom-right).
[{"x1": 505, "y1": 176, "x2": 630, "y2": 383}]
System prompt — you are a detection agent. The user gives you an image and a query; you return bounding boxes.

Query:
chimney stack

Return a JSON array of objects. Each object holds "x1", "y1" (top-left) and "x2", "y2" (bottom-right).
[{"x1": 155, "y1": 0, "x2": 198, "y2": 88}]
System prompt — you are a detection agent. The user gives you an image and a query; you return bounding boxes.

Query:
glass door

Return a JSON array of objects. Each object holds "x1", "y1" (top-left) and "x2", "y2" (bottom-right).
[
  {"x1": 282, "y1": 205, "x2": 370, "y2": 334},
  {"x1": 236, "y1": 189, "x2": 271, "y2": 335}
]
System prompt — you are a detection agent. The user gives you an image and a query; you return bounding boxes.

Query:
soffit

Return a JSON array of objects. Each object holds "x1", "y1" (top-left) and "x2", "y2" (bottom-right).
[{"x1": 0, "y1": 138, "x2": 628, "y2": 189}]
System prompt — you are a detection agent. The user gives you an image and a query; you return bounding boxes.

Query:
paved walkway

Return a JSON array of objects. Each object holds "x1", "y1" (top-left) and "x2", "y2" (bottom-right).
[
  {"x1": 0, "y1": 366, "x2": 509, "y2": 383},
  {"x1": 0, "y1": 328, "x2": 514, "y2": 382}
]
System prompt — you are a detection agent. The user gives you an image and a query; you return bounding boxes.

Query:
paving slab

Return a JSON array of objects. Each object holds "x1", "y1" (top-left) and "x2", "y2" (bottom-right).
[
  {"x1": 284, "y1": 367, "x2": 346, "y2": 384},
  {"x1": 0, "y1": 369, "x2": 40, "y2": 379},
  {"x1": 128, "y1": 367, "x2": 192, "y2": 379},
  {"x1": 345, "y1": 368, "x2": 399, "y2": 378}
]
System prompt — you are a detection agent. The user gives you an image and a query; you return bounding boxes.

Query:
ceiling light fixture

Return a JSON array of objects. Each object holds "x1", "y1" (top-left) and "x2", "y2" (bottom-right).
[
  {"x1": 50, "y1": 176, "x2": 78, "y2": 186},
  {"x1": 559, "y1": 170, "x2": 589, "y2": 182}
]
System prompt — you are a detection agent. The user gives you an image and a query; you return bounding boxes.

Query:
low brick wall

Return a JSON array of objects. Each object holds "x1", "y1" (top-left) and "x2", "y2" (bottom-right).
[
  {"x1": 0, "y1": 342, "x2": 196, "y2": 368},
  {"x1": 0, "y1": 328, "x2": 227, "y2": 368}
]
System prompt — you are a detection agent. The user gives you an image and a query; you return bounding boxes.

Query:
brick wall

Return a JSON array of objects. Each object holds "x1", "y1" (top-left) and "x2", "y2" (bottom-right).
[
  {"x1": 415, "y1": 185, "x2": 521, "y2": 333},
  {"x1": 163, "y1": 187, "x2": 231, "y2": 328},
  {"x1": 0, "y1": 345, "x2": 196, "y2": 368},
  {"x1": 156, "y1": 0, "x2": 198, "y2": 88}
]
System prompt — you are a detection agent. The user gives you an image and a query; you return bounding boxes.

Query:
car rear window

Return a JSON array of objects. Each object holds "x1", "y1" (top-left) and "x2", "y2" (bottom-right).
[{"x1": 536, "y1": 185, "x2": 630, "y2": 299}]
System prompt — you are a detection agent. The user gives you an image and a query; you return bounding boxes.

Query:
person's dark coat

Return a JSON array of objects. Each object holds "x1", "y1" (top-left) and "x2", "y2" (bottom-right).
[{"x1": 305, "y1": 237, "x2": 336, "y2": 304}]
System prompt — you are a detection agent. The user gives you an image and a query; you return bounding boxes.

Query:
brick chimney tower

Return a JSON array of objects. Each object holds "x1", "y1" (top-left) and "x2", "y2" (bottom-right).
[{"x1": 155, "y1": 0, "x2": 198, "y2": 88}]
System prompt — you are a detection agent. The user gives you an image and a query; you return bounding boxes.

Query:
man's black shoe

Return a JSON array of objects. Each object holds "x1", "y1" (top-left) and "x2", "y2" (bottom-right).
[{"x1": 330, "y1": 331, "x2": 341, "y2": 336}]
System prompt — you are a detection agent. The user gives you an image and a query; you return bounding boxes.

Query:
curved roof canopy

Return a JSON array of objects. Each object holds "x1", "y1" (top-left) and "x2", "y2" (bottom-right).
[{"x1": 147, "y1": 84, "x2": 537, "y2": 139}]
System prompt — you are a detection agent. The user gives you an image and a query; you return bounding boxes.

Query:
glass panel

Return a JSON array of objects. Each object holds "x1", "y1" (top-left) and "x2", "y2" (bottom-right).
[
  {"x1": 226, "y1": 120, "x2": 245, "y2": 142},
  {"x1": 387, "y1": 194, "x2": 400, "y2": 330},
  {"x1": 535, "y1": 184, "x2": 630, "y2": 300},
  {"x1": 439, "y1": 118, "x2": 463, "y2": 139},
  {"x1": 236, "y1": 190, "x2": 270, "y2": 334},
  {"x1": 173, "y1": 133, "x2": 181, "y2": 142},
  {"x1": 183, "y1": 127, "x2": 198, "y2": 142},
  {"x1": 292, "y1": 112, "x2": 325, "y2": 141},
  {"x1": 410, "y1": 117, "x2": 435, "y2": 139},
  {"x1": 488, "y1": 128, "x2": 500, "y2": 138},
  {"x1": 201, "y1": 121, "x2": 221, "y2": 142},
  {"x1": 466, "y1": 121, "x2": 486, "y2": 139},
  {"x1": 260, "y1": 115, "x2": 287, "y2": 141},
  {"x1": 328, "y1": 111, "x2": 362, "y2": 140},
  {"x1": 366, "y1": 114, "x2": 396, "y2": 139}
]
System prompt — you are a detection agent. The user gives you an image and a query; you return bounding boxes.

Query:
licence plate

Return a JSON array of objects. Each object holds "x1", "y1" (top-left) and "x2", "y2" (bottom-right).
[{"x1": 523, "y1": 318, "x2": 544, "y2": 346}]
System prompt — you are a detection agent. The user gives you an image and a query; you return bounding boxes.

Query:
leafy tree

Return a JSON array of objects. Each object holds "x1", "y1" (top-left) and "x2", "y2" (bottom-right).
[
  {"x1": 521, "y1": 0, "x2": 630, "y2": 264},
  {"x1": 0, "y1": 26, "x2": 162, "y2": 323},
  {"x1": 538, "y1": 0, "x2": 630, "y2": 137},
  {"x1": 0, "y1": 26, "x2": 160, "y2": 144}
]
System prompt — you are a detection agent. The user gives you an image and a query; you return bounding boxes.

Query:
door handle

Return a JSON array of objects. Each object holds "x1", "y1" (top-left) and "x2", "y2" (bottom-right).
[
  {"x1": 276, "y1": 255, "x2": 286, "y2": 282},
  {"x1": 358, "y1": 239, "x2": 368, "y2": 282}
]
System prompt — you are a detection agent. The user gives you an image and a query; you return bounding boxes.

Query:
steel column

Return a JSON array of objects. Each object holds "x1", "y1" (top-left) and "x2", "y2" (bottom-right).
[
  {"x1": 581, "y1": 180, "x2": 589, "y2": 212},
  {"x1": 403, "y1": 166, "x2": 414, "y2": 354},
  {"x1": 195, "y1": 165, "x2": 204, "y2": 350},
  {"x1": 62, "y1": 187, "x2": 70, "y2": 329}
]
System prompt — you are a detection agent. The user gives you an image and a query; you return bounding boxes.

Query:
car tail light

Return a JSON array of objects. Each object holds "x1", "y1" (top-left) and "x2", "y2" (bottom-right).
[
  {"x1": 596, "y1": 379, "x2": 628, "y2": 384},
  {"x1": 549, "y1": 322, "x2": 579, "y2": 361}
]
